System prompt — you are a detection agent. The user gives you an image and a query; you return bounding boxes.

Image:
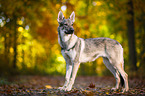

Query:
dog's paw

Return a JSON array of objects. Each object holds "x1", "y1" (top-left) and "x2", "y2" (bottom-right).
[
  {"x1": 58, "y1": 85, "x2": 72, "y2": 91},
  {"x1": 63, "y1": 86, "x2": 72, "y2": 91},
  {"x1": 58, "y1": 87, "x2": 65, "y2": 90},
  {"x1": 122, "y1": 88, "x2": 129, "y2": 93},
  {"x1": 111, "y1": 87, "x2": 118, "y2": 91}
]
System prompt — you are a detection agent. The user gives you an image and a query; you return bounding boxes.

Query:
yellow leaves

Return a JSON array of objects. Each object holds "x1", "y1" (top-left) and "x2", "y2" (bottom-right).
[
  {"x1": 85, "y1": 31, "x2": 91, "y2": 37},
  {"x1": 136, "y1": 62, "x2": 140, "y2": 67},
  {"x1": 61, "y1": 0, "x2": 66, "y2": 3},
  {"x1": 97, "y1": 12, "x2": 106, "y2": 17},
  {"x1": 96, "y1": 57, "x2": 105, "y2": 76},
  {"x1": 55, "y1": 58, "x2": 65, "y2": 73},
  {"x1": 36, "y1": 20, "x2": 43, "y2": 27},
  {"x1": 23, "y1": 32, "x2": 29, "y2": 38},
  {"x1": 109, "y1": 3, "x2": 114, "y2": 8},
  {"x1": 93, "y1": 1, "x2": 102, "y2": 6},
  {"x1": 41, "y1": 7, "x2": 47, "y2": 12},
  {"x1": 56, "y1": 56, "x2": 65, "y2": 63},
  {"x1": 18, "y1": 27, "x2": 24, "y2": 32},
  {"x1": 0, "y1": 37, "x2": 4, "y2": 43},
  {"x1": 17, "y1": 19, "x2": 24, "y2": 32},
  {"x1": 96, "y1": 1, "x2": 102, "y2": 6},
  {"x1": 110, "y1": 34, "x2": 115, "y2": 39},
  {"x1": 105, "y1": 91, "x2": 109, "y2": 95},
  {"x1": 17, "y1": 61, "x2": 22, "y2": 70},
  {"x1": 10, "y1": 47, "x2": 14, "y2": 53},
  {"x1": 116, "y1": 35, "x2": 122, "y2": 43},
  {"x1": 55, "y1": 4, "x2": 60, "y2": 9},
  {"x1": 17, "y1": 20, "x2": 23, "y2": 25},
  {"x1": 18, "y1": 57, "x2": 23, "y2": 63},
  {"x1": 96, "y1": 57, "x2": 103, "y2": 65},
  {"x1": 99, "y1": 25, "x2": 108, "y2": 32},
  {"x1": 136, "y1": 46, "x2": 141, "y2": 54},
  {"x1": 69, "y1": 0, "x2": 77, "y2": 5},
  {"x1": 75, "y1": 1, "x2": 86, "y2": 15},
  {"x1": 31, "y1": 40, "x2": 45, "y2": 56}
]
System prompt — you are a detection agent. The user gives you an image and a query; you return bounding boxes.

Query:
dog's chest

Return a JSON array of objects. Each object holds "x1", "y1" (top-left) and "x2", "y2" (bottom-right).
[
  {"x1": 62, "y1": 49, "x2": 77, "y2": 61},
  {"x1": 58, "y1": 33, "x2": 72, "y2": 48}
]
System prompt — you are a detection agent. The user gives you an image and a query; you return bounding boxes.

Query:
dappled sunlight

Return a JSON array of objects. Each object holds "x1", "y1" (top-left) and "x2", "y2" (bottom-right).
[
  {"x1": 18, "y1": 27, "x2": 24, "y2": 32},
  {"x1": 10, "y1": 47, "x2": 14, "y2": 53},
  {"x1": 17, "y1": 20, "x2": 23, "y2": 25},
  {"x1": 96, "y1": 1, "x2": 102, "y2": 6},
  {"x1": 56, "y1": 56, "x2": 65, "y2": 63}
]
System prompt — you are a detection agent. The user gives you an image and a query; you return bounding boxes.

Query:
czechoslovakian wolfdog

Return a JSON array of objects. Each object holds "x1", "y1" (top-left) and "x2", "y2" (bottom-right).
[{"x1": 57, "y1": 11, "x2": 129, "y2": 92}]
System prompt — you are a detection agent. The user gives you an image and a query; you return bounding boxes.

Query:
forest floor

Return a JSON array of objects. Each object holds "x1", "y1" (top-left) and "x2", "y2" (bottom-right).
[{"x1": 0, "y1": 76, "x2": 145, "y2": 96}]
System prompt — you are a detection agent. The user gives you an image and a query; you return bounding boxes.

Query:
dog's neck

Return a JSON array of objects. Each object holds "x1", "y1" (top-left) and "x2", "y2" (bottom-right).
[{"x1": 58, "y1": 31, "x2": 78, "y2": 51}]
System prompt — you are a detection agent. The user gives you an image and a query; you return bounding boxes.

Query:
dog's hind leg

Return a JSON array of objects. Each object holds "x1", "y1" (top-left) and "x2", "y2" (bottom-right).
[
  {"x1": 116, "y1": 64, "x2": 129, "y2": 92},
  {"x1": 107, "y1": 56, "x2": 129, "y2": 93},
  {"x1": 103, "y1": 57, "x2": 120, "y2": 91}
]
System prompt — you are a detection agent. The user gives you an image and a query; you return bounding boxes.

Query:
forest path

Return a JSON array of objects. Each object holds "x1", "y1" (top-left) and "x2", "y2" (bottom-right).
[{"x1": 0, "y1": 76, "x2": 145, "y2": 95}]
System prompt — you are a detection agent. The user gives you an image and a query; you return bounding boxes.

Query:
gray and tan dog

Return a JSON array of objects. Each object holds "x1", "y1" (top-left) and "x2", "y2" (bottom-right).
[{"x1": 57, "y1": 11, "x2": 129, "y2": 92}]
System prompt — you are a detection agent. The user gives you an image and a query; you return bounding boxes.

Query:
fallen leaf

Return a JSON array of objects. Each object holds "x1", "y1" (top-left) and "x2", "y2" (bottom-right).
[
  {"x1": 71, "y1": 89, "x2": 79, "y2": 93},
  {"x1": 45, "y1": 85, "x2": 52, "y2": 89},
  {"x1": 88, "y1": 82, "x2": 95, "y2": 88}
]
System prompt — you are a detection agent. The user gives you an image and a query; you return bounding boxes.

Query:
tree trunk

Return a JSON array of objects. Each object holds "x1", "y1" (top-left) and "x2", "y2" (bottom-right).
[
  {"x1": 4, "y1": 32, "x2": 8, "y2": 59},
  {"x1": 13, "y1": 16, "x2": 17, "y2": 69},
  {"x1": 127, "y1": 0, "x2": 137, "y2": 71}
]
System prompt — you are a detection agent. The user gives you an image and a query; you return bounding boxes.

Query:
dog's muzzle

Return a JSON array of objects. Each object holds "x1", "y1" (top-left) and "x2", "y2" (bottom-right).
[{"x1": 65, "y1": 28, "x2": 74, "y2": 34}]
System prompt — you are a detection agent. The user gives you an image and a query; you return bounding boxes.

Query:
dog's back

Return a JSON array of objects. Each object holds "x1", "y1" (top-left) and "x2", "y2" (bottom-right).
[{"x1": 79, "y1": 37, "x2": 124, "y2": 64}]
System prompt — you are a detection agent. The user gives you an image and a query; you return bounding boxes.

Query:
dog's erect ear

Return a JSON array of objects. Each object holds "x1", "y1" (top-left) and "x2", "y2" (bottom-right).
[
  {"x1": 57, "y1": 11, "x2": 64, "y2": 22},
  {"x1": 69, "y1": 11, "x2": 75, "y2": 23}
]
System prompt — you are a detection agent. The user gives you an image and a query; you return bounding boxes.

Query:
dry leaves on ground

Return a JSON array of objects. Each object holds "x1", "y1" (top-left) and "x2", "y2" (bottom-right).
[{"x1": 0, "y1": 76, "x2": 145, "y2": 96}]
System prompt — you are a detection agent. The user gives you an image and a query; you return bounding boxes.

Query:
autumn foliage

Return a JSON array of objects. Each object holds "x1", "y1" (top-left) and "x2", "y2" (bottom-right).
[
  {"x1": 1, "y1": 0, "x2": 145, "y2": 95},
  {"x1": 0, "y1": 0, "x2": 145, "y2": 77}
]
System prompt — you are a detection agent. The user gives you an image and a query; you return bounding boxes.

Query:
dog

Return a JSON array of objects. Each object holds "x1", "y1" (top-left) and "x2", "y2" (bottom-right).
[{"x1": 57, "y1": 11, "x2": 129, "y2": 92}]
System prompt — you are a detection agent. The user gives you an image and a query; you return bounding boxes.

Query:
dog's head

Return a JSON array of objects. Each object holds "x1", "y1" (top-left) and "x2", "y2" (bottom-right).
[{"x1": 57, "y1": 11, "x2": 75, "y2": 34}]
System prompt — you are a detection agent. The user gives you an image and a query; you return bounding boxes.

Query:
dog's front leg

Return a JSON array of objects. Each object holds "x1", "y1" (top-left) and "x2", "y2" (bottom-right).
[
  {"x1": 63, "y1": 63, "x2": 72, "y2": 88},
  {"x1": 58, "y1": 63, "x2": 72, "y2": 90},
  {"x1": 64, "y1": 62, "x2": 80, "y2": 91},
  {"x1": 58, "y1": 52, "x2": 73, "y2": 90}
]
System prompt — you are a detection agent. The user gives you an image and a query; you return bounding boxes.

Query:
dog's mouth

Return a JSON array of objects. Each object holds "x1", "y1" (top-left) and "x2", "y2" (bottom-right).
[{"x1": 64, "y1": 28, "x2": 74, "y2": 34}]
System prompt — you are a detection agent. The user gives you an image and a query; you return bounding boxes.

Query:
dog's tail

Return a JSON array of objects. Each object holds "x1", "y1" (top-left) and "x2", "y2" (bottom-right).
[{"x1": 120, "y1": 73, "x2": 124, "y2": 87}]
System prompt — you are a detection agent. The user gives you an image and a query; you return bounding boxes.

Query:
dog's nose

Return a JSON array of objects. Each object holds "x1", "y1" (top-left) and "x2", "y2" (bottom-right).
[
  {"x1": 69, "y1": 28, "x2": 74, "y2": 33},
  {"x1": 65, "y1": 28, "x2": 74, "y2": 34}
]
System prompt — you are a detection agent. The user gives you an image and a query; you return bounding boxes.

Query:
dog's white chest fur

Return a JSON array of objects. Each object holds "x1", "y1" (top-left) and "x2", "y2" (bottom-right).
[
  {"x1": 60, "y1": 30, "x2": 72, "y2": 42},
  {"x1": 62, "y1": 49, "x2": 76, "y2": 61}
]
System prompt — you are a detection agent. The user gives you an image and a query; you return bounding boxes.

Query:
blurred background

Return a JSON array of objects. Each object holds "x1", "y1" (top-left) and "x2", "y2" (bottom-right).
[{"x1": 0, "y1": 0, "x2": 144, "y2": 77}]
